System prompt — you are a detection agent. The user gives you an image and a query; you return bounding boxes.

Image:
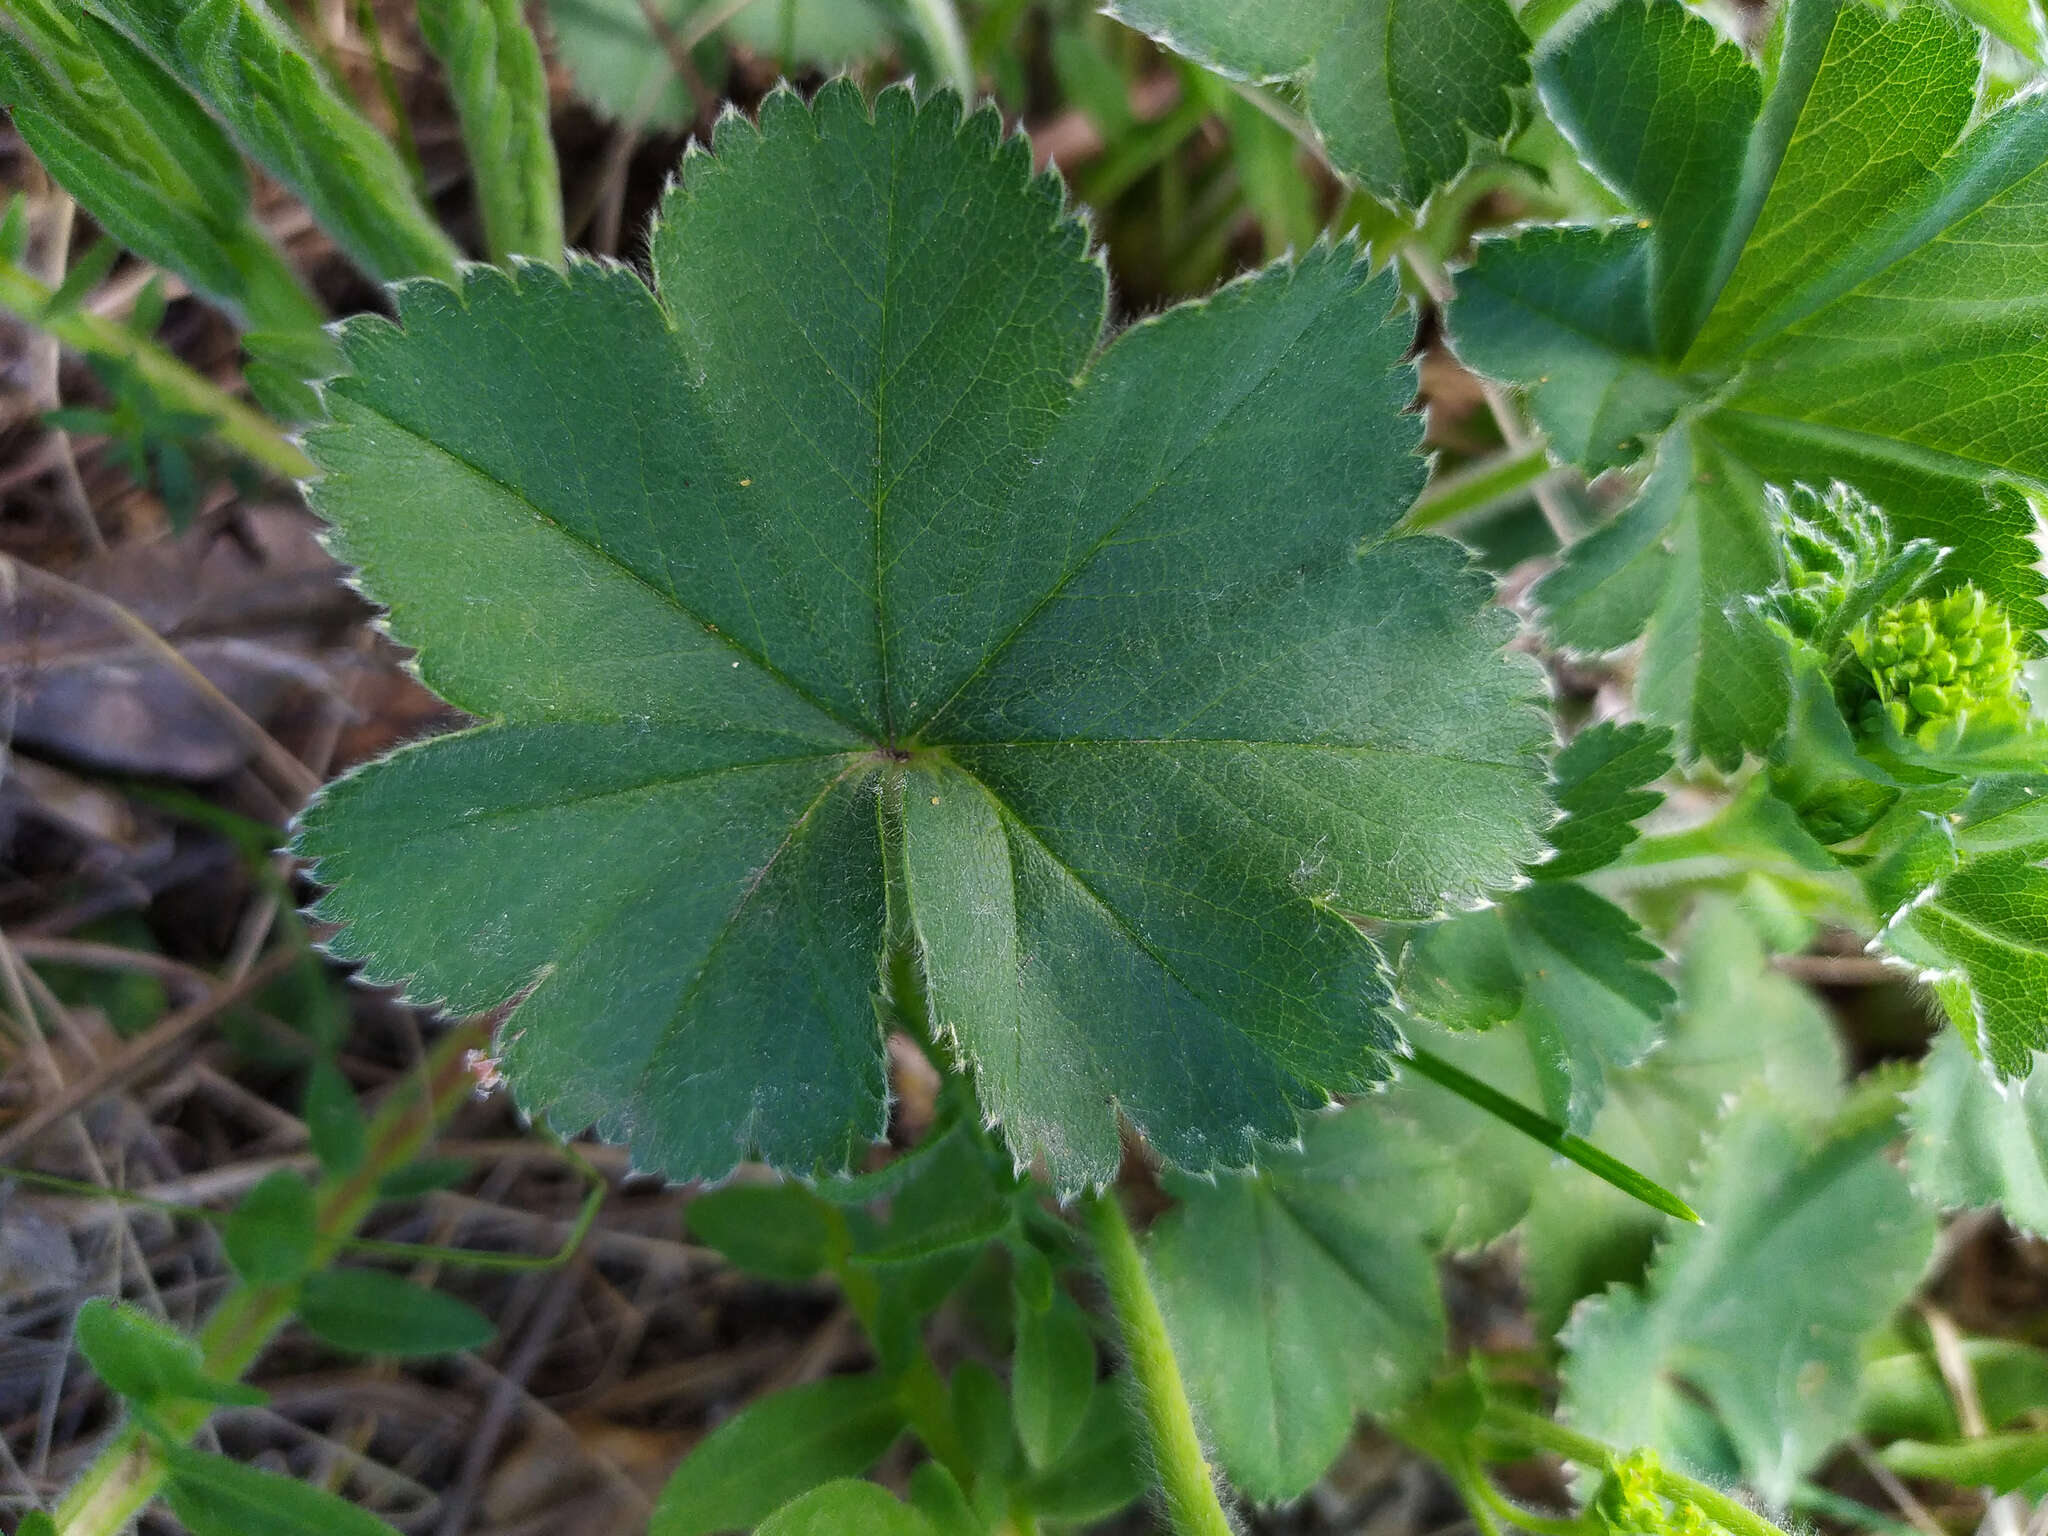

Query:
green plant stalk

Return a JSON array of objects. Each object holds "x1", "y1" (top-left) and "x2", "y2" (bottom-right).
[
  {"x1": 1405, "y1": 443, "x2": 1558, "y2": 531},
  {"x1": 4, "y1": 1150, "x2": 604, "y2": 1272},
  {"x1": 1482, "y1": 1404, "x2": 1793, "y2": 1536},
  {"x1": 1403, "y1": 1048, "x2": 1702, "y2": 1223},
  {"x1": 1083, "y1": 1192, "x2": 1236, "y2": 1536},
  {"x1": 51, "y1": 1015, "x2": 494, "y2": 1536},
  {"x1": 0, "y1": 257, "x2": 311, "y2": 480}
]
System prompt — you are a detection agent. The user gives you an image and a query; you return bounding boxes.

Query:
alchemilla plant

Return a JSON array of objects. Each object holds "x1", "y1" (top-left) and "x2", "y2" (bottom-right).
[{"x1": 7, "y1": 0, "x2": 2048, "y2": 1532}]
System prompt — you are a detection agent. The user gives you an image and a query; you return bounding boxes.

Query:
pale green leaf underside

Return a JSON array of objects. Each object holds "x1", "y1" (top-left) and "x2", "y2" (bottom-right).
[
  {"x1": 1148, "y1": 1110, "x2": 1455, "y2": 1502},
  {"x1": 1562, "y1": 1091, "x2": 1936, "y2": 1503},
  {"x1": 541, "y1": 0, "x2": 889, "y2": 129},
  {"x1": 1908, "y1": 1029, "x2": 2048, "y2": 1241},
  {"x1": 1103, "y1": 0, "x2": 1528, "y2": 206},
  {"x1": 1452, "y1": 0, "x2": 2048, "y2": 764},
  {"x1": 1518, "y1": 899, "x2": 1843, "y2": 1330},
  {"x1": 297, "y1": 85, "x2": 1550, "y2": 1190}
]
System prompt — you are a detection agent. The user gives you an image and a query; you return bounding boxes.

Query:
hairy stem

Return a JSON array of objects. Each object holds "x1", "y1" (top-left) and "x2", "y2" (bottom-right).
[
  {"x1": 1083, "y1": 1191, "x2": 1237, "y2": 1536},
  {"x1": 0, "y1": 257, "x2": 312, "y2": 481},
  {"x1": 1482, "y1": 1403, "x2": 1793, "y2": 1536},
  {"x1": 52, "y1": 1017, "x2": 493, "y2": 1536}
]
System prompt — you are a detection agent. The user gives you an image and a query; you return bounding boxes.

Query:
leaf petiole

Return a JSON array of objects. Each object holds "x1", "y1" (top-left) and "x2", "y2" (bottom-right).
[
  {"x1": 1401, "y1": 1047, "x2": 1702, "y2": 1225},
  {"x1": 1083, "y1": 1191, "x2": 1238, "y2": 1536}
]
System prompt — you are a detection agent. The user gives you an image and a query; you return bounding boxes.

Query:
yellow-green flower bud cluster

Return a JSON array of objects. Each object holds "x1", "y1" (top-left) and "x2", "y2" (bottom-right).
[
  {"x1": 1590, "y1": 1451, "x2": 1713, "y2": 1536},
  {"x1": 1848, "y1": 584, "x2": 2029, "y2": 751}
]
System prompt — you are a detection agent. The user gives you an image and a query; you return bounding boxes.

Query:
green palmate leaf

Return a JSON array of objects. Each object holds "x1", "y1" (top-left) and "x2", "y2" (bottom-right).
[
  {"x1": 1401, "y1": 882, "x2": 1674, "y2": 1131},
  {"x1": 1451, "y1": 0, "x2": 2048, "y2": 761},
  {"x1": 1539, "y1": 720, "x2": 1675, "y2": 881},
  {"x1": 296, "y1": 1270, "x2": 496, "y2": 1357},
  {"x1": 1518, "y1": 899, "x2": 1843, "y2": 1329},
  {"x1": 1877, "y1": 848, "x2": 2048, "y2": 1074},
  {"x1": 296, "y1": 83, "x2": 1552, "y2": 1190},
  {"x1": 650, "y1": 1375, "x2": 907, "y2": 1536},
  {"x1": 162, "y1": 1445, "x2": 404, "y2": 1536},
  {"x1": 542, "y1": 0, "x2": 891, "y2": 129},
  {"x1": 757, "y1": 1480, "x2": 941, "y2": 1536},
  {"x1": 1149, "y1": 1107, "x2": 1458, "y2": 1502},
  {"x1": 417, "y1": 0, "x2": 564, "y2": 266},
  {"x1": 1907, "y1": 1027, "x2": 2048, "y2": 1236},
  {"x1": 1562, "y1": 1090, "x2": 1937, "y2": 1504},
  {"x1": 1103, "y1": 0, "x2": 1529, "y2": 206},
  {"x1": 87, "y1": 0, "x2": 458, "y2": 284}
]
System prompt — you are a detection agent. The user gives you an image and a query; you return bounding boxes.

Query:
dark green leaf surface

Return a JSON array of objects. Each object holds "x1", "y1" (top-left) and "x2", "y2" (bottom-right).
[
  {"x1": 1148, "y1": 1108, "x2": 1456, "y2": 1501},
  {"x1": 1562, "y1": 1091, "x2": 1936, "y2": 1503},
  {"x1": 1536, "y1": 720, "x2": 1674, "y2": 881},
  {"x1": 1452, "y1": 0, "x2": 2048, "y2": 761},
  {"x1": 650, "y1": 1375, "x2": 907, "y2": 1536},
  {"x1": 1879, "y1": 849, "x2": 2048, "y2": 1075},
  {"x1": 1104, "y1": 0, "x2": 1529, "y2": 206},
  {"x1": 297, "y1": 84, "x2": 1551, "y2": 1189},
  {"x1": 1907, "y1": 1017, "x2": 2048, "y2": 1237}
]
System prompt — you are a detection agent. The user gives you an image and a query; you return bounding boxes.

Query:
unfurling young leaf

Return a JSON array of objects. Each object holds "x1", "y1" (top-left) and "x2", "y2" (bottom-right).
[
  {"x1": 416, "y1": 0, "x2": 564, "y2": 266},
  {"x1": 1451, "y1": 0, "x2": 2048, "y2": 764},
  {"x1": 295, "y1": 83, "x2": 1552, "y2": 1192},
  {"x1": 87, "y1": 0, "x2": 460, "y2": 285}
]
